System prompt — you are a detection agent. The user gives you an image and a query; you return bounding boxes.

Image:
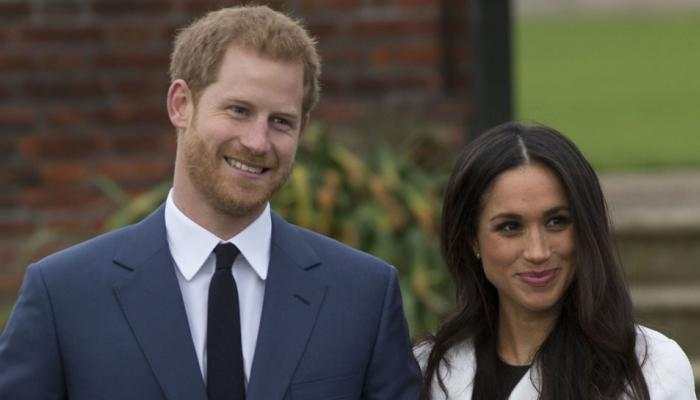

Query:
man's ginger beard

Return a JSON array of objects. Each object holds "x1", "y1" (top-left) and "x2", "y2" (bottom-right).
[{"x1": 178, "y1": 119, "x2": 295, "y2": 218}]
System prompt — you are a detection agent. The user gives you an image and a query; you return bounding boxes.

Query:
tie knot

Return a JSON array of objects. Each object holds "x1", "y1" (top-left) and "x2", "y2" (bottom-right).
[{"x1": 213, "y1": 243, "x2": 240, "y2": 271}]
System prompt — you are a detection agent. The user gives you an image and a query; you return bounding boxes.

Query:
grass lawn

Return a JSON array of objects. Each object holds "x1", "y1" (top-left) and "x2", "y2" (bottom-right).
[{"x1": 515, "y1": 12, "x2": 700, "y2": 170}]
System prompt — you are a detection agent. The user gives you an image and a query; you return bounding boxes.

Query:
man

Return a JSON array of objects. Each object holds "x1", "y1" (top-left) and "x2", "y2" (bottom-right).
[{"x1": 0, "y1": 6, "x2": 421, "y2": 400}]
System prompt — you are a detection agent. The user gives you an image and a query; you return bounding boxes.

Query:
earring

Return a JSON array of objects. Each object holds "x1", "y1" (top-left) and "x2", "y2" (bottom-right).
[{"x1": 475, "y1": 250, "x2": 481, "y2": 260}]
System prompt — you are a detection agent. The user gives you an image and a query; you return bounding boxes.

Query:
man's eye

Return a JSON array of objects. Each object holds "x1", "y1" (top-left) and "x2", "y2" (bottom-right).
[
  {"x1": 271, "y1": 117, "x2": 293, "y2": 130},
  {"x1": 230, "y1": 106, "x2": 249, "y2": 116}
]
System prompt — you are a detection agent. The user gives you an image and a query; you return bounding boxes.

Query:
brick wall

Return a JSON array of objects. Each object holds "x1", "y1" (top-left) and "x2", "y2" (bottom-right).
[{"x1": 0, "y1": 0, "x2": 471, "y2": 294}]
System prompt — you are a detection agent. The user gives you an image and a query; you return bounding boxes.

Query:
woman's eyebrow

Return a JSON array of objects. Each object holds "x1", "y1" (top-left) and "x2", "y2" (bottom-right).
[
  {"x1": 543, "y1": 205, "x2": 570, "y2": 217},
  {"x1": 489, "y1": 212, "x2": 521, "y2": 222}
]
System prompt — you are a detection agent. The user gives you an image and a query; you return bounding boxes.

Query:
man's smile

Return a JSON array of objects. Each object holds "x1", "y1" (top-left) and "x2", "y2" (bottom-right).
[{"x1": 224, "y1": 156, "x2": 268, "y2": 174}]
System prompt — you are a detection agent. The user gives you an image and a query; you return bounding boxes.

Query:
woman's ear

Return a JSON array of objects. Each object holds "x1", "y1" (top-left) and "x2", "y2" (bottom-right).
[{"x1": 167, "y1": 79, "x2": 193, "y2": 131}]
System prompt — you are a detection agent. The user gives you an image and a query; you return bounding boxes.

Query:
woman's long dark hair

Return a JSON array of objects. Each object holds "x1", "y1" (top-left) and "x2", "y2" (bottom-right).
[{"x1": 421, "y1": 122, "x2": 649, "y2": 400}]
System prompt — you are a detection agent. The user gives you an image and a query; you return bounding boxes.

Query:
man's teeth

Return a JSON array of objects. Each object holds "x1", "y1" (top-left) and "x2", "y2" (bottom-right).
[{"x1": 226, "y1": 158, "x2": 264, "y2": 174}]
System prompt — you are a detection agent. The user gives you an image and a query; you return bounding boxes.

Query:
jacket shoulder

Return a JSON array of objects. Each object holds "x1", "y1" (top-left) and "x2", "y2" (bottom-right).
[
  {"x1": 288, "y1": 223, "x2": 396, "y2": 277},
  {"x1": 32, "y1": 205, "x2": 166, "y2": 279},
  {"x1": 413, "y1": 339, "x2": 475, "y2": 372},
  {"x1": 31, "y1": 224, "x2": 135, "y2": 277},
  {"x1": 636, "y1": 325, "x2": 696, "y2": 398},
  {"x1": 637, "y1": 325, "x2": 690, "y2": 364}
]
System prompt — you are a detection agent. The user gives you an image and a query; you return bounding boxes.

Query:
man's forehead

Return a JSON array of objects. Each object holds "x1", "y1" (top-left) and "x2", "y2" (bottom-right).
[
  {"x1": 220, "y1": 44, "x2": 302, "y2": 68},
  {"x1": 202, "y1": 46, "x2": 304, "y2": 113}
]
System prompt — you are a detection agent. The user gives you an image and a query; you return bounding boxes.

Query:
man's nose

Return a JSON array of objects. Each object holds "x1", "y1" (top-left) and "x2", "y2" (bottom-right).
[{"x1": 240, "y1": 117, "x2": 271, "y2": 155}]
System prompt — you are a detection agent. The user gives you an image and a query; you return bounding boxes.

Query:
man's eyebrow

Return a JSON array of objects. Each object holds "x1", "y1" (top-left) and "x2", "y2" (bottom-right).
[
  {"x1": 271, "y1": 111, "x2": 300, "y2": 122},
  {"x1": 220, "y1": 97, "x2": 251, "y2": 106},
  {"x1": 220, "y1": 97, "x2": 301, "y2": 119}
]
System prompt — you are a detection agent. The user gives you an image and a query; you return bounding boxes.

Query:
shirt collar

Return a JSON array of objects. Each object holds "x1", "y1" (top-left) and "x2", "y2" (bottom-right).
[{"x1": 164, "y1": 189, "x2": 271, "y2": 281}]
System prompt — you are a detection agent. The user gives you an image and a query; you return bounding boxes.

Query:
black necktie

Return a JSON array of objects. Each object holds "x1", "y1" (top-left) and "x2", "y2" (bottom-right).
[{"x1": 207, "y1": 243, "x2": 246, "y2": 400}]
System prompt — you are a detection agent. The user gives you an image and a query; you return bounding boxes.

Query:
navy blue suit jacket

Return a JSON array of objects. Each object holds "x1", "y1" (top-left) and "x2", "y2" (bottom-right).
[{"x1": 0, "y1": 206, "x2": 421, "y2": 400}]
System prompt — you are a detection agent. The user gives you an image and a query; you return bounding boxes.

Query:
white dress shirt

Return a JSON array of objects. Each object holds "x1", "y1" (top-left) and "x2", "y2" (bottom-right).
[{"x1": 164, "y1": 190, "x2": 270, "y2": 384}]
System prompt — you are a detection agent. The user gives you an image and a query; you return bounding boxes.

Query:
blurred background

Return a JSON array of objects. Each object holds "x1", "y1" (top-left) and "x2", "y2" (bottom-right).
[
  {"x1": 1, "y1": 0, "x2": 699, "y2": 389},
  {"x1": 513, "y1": 0, "x2": 700, "y2": 391}
]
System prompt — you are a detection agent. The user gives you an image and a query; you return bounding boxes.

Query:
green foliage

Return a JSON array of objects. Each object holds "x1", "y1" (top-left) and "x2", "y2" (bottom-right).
[
  {"x1": 99, "y1": 125, "x2": 452, "y2": 337},
  {"x1": 100, "y1": 179, "x2": 172, "y2": 231},
  {"x1": 274, "y1": 125, "x2": 451, "y2": 336},
  {"x1": 0, "y1": 303, "x2": 11, "y2": 330}
]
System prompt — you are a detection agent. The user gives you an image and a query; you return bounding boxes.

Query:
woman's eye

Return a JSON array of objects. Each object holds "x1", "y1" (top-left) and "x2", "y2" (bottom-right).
[
  {"x1": 497, "y1": 221, "x2": 521, "y2": 234},
  {"x1": 546, "y1": 215, "x2": 571, "y2": 230}
]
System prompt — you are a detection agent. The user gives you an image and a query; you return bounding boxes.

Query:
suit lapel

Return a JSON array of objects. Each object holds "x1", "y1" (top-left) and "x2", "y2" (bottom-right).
[
  {"x1": 246, "y1": 213, "x2": 327, "y2": 400},
  {"x1": 112, "y1": 206, "x2": 207, "y2": 400}
]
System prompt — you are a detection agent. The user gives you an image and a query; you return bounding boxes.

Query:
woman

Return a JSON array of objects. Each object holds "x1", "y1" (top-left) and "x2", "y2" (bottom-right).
[{"x1": 416, "y1": 122, "x2": 695, "y2": 399}]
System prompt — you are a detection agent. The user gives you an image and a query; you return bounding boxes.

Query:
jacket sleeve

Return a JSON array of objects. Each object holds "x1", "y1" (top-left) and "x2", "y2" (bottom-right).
[
  {"x1": 0, "y1": 264, "x2": 66, "y2": 400},
  {"x1": 362, "y1": 267, "x2": 422, "y2": 400}
]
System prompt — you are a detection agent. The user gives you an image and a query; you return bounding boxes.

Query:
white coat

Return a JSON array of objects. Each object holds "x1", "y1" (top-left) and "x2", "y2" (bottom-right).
[{"x1": 415, "y1": 326, "x2": 696, "y2": 400}]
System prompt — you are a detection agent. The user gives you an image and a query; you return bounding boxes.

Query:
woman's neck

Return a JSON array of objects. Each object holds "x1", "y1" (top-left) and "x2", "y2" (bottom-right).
[{"x1": 497, "y1": 304, "x2": 559, "y2": 366}]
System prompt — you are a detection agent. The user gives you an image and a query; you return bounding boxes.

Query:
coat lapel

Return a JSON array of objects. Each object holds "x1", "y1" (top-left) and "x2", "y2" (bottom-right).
[
  {"x1": 444, "y1": 340, "x2": 477, "y2": 399},
  {"x1": 112, "y1": 206, "x2": 207, "y2": 400},
  {"x1": 246, "y1": 213, "x2": 327, "y2": 400},
  {"x1": 430, "y1": 339, "x2": 540, "y2": 400},
  {"x1": 510, "y1": 364, "x2": 539, "y2": 399}
]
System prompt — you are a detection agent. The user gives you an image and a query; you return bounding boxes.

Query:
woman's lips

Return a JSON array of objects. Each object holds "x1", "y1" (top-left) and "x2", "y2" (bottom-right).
[{"x1": 517, "y1": 268, "x2": 560, "y2": 287}]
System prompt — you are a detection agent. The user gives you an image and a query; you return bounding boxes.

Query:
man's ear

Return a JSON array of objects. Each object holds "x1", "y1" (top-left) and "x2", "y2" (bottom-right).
[{"x1": 167, "y1": 79, "x2": 193, "y2": 131}]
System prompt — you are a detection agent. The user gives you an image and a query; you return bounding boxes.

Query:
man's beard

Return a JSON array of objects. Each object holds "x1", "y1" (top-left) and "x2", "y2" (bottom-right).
[{"x1": 181, "y1": 129, "x2": 294, "y2": 218}]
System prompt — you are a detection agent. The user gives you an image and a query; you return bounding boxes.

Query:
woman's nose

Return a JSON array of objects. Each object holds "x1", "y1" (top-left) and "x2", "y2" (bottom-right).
[{"x1": 523, "y1": 228, "x2": 551, "y2": 264}]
